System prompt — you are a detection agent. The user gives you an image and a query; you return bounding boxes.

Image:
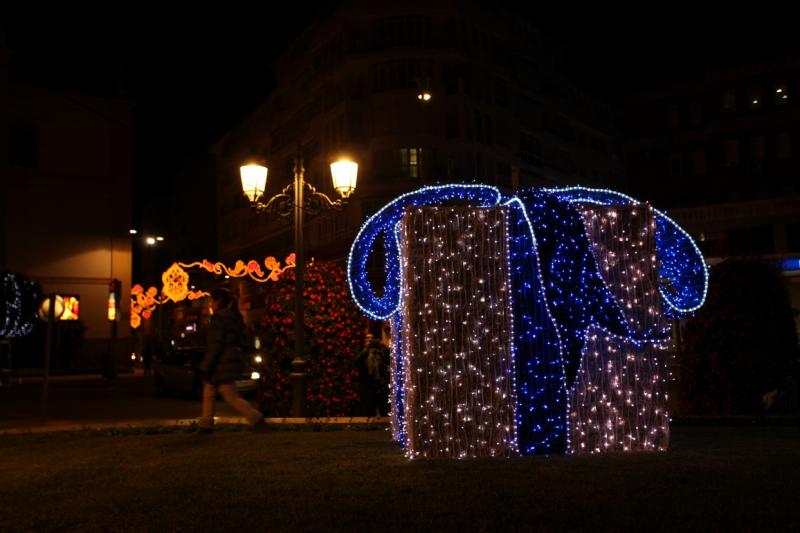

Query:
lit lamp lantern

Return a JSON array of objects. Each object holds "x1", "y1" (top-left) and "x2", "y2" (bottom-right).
[
  {"x1": 240, "y1": 164, "x2": 268, "y2": 203},
  {"x1": 330, "y1": 159, "x2": 358, "y2": 198},
  {"x1": 38, "y1": 295, "x2": 65, "y2": 321}
]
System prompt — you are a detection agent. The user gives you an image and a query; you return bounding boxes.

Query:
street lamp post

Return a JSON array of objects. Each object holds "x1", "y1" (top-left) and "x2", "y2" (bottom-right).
[{"x1": 240, "y1": 150, "x2": 357, "y2": 417}]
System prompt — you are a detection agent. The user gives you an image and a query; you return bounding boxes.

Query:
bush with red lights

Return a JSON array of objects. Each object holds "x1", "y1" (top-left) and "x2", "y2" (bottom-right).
[{"x1": 256, "y1": 260, "x2": 368, "y2": 416}]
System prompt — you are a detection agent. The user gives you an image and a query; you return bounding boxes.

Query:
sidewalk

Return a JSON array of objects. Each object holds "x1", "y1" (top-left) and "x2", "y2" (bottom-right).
[
  {"x1": 1, "y1": 368, "x2": 142, "y2": 385},
  {"x1": 0, "y1": 416, "x2": 391, "y2": 435}
]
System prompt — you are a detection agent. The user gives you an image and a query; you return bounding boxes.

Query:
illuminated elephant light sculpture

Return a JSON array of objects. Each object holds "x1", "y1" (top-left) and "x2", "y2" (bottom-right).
[{"x1": 348, "y1": 185, "x2": 707, "y2": 458}]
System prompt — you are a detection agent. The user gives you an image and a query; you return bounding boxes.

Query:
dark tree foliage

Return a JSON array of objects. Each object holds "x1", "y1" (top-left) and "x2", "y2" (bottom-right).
[{"x1": 680, "y1": 260, "x2": 799, "y2": 414}]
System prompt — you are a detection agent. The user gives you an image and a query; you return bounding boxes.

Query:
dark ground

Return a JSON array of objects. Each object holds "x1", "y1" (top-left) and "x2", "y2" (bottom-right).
[
  {"x1": 1, "y1": 425, "x2": 798, "y2": 531},
  {"x1": 0, "y1": 373, "x2": 239, "y2": 428}
]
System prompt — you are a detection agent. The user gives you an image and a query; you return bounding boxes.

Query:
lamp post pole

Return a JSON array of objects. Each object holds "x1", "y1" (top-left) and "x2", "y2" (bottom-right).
[
  {"x1": 291, "y1": 157, "x2": 307, "y2": 418},
  {"x1": 240, "y1": 150, "x2": 357, "y2": 418}
]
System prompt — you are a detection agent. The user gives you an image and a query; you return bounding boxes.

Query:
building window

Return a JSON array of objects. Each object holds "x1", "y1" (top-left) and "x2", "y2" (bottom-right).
[
  {"x1": 484, "y1": 114, "x2": 493, "y2": 146},
  {"x1": 751, "y1": 226, "x2": 775, "y2": 254},
  {"x1": 347, "y1": 112, "x2": 365, "y2": 142},
  {"x1": 727, "y1": 228, "x2": 747, "y2": 255},
  {"x1": 519, "y1": 133, "x2": 542, "y2": 165},
  {"x1": 670, "y1": 153, "x2": 682, "y2": 176},
  {"x1": 723, "y1": 140, "x2": 740, "y2": 166},
  {"x1": 475, "y1": 151, "x2": 484, "y2": 179},
  {"x1": 774, "y1": 82, "x2": 789, "y2": 105},
  {"x1": 444, "y1": 63, "x2": 470, "y2": 96},
  {"x1": 372, "y1": 60, "x2": 429, "y2": 93},
  {"x1": 474, "y1": 110, "x2": 484, "y2": 143},
  {"x1": 496, "y1": 161, "x2": 511, "y2": 187},
  {"x1": 728, "y1": 226, "x2": 775, "y2": 255},
  {"x1": 372, "y1": 16, "x2": 432, "y2": 49},
  {"x1": 689, "y1": 101, "x2": 703, "y2": 125},
  {"x1": 8, "y1": 127, "x2": 37, "y2": 167},
  {"x1": 470, "y1": 111, "x2": 493, "y2": 146},
  {"x1": 747, "y1": 84, "x2": 762, "y2": 110},
  {"x1": 750, "y1": 135, "x2": 765, "y2": 161},
  {"x1": 557, "y1": 149, "x2": 576, "y2": 175},
  {"x1": 667, "y1": 105, "x2": 681, "y2": 130},
  {"x1": 348, "y1": 75, "x2": 366, "y2": 101},
  {"x1": 722, "y1": 89, "x2": 736, "y2": 112},
  {"x1": 445, "y1": 156, "x2": 454, "y2": 179},
  {"x1": 445, "y1": 108, "x2": 460, "y2": 139},
  {"x1": 776, "y1": 131, "x2": 792, "y2": 159},
  {"x1": 696, "y1": 231, "x2": 727, "y2": 257},
  {"x1": 691, "y1": 149, "x2": 706, "y2": 175},
  {"x1": 494, "y1": 77, "x2": 509, "y2": 108},
  {"x1": 400, "y1": 148, "x2": 422, "y2": 178}
]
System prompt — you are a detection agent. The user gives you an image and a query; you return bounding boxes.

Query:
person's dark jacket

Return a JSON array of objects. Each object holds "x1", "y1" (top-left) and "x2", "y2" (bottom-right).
[
  {"x1": 198, "y1": 308, "x2": 245, "y2": 385},
  {"x1": 354, "y1": 341, "x2": 389, "y2": 386}
]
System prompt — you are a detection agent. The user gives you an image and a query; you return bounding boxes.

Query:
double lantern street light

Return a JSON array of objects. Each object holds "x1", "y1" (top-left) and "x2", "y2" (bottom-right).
[{"x1": 239, "y1": 152, "x2": 358, "y2": 417}]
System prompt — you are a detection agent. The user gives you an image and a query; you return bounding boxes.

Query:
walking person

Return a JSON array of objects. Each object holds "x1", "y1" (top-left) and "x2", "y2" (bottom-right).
[{"x1": 197, "y1": 289, "x2": 267, "y2": 433}]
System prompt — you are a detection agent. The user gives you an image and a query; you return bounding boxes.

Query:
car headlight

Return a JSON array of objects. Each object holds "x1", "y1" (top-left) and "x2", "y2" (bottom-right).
[
  {"x1": 250, "y1": 371, "x2": 260, "y2": 380},
  {"x1": 254, "y1": 355, "x2": 263, "y2": 364}
]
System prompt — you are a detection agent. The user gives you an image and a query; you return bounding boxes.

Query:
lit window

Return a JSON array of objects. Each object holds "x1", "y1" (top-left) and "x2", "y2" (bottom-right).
[
  {"x1": 775, "y1": 82, "x2": 789, "y2": 105},
  {"x1": 691, "y1": 149, "x2": 706, "y2": 175},
  {"x1": 400, "y1": 148, "x2": 422, "y2": 179}
]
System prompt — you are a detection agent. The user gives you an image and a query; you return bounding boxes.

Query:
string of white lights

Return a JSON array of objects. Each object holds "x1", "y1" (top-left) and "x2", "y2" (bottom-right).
[
  {"x1": 0, "y1": 273, "x2": 36, "y2": 338},
  {"x1": 347, "y1": 184, "x2": 501, "y2": 320},
  {"x1": 581, "y1": 204, "x2": 669, "y2": 339},
  {"x1": 400, "y1": 206, "x2": 517, "y2": 458},
  {"x1": 569, "y1": 205, "x2": 671, "y2": 453},
  {"x1": 569, "y1": 326, "x2": 671, "y2": 453},
  {"x1": 389, "y1": 314, "x2": 405, "y2": 444}
]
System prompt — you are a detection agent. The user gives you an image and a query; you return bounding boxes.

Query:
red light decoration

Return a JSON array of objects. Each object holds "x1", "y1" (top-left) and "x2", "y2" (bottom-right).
[
  {"x1": 130, "y1": 254, "x2": 294, "y2": 328},
  {"x1": 179, "y1": 254, "x2": 296, "y2": 283}
]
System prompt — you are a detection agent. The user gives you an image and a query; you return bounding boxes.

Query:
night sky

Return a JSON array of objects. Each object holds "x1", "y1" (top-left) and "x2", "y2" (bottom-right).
[{"x1": 4, "y1": 3, "x2": 798, "y2": 226}]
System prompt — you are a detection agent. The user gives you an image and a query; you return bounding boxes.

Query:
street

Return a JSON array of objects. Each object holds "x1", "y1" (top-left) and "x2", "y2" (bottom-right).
[{"x1": 0, "y1": 372, "x2": 241, "y2": 429}]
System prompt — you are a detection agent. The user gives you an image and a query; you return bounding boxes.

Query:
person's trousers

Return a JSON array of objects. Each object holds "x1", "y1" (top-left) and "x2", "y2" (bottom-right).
[{"x1": 199, "y1": 383, "x2": 263, "y2": 428}]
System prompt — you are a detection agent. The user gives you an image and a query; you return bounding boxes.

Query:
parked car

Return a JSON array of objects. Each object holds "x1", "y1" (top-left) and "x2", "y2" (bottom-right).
[{"x1": 153, "y1": 346, "x2": 260, "y2": 399}]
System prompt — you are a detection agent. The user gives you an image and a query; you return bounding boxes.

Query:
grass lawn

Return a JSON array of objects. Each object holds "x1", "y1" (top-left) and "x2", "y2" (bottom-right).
[{"x1": 1, "y1": 425, "x2": 798, "y2": 531}]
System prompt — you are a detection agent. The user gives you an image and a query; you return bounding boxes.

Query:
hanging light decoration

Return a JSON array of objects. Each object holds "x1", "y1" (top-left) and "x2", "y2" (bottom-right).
[{"x1": 1, "y1": 273, "x2": 37, "y2": 338}]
